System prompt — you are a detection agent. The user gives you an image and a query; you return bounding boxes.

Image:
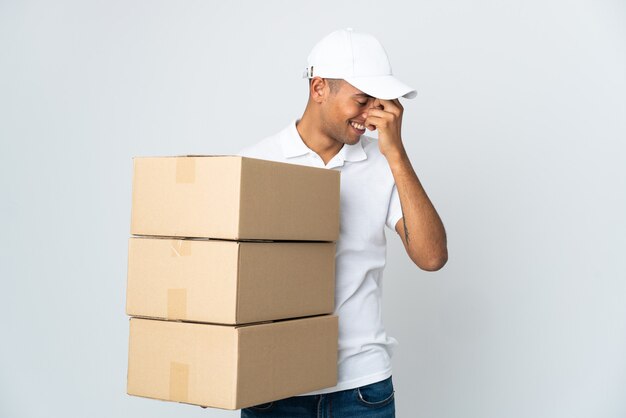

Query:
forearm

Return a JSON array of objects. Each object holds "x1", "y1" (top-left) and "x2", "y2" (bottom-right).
[{"x1": 386, "y1": 147, "x2": 448, "y2": 270}]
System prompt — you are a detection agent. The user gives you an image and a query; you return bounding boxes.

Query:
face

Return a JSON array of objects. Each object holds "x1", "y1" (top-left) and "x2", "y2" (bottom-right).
[{"x1": 318, "y1": 79, "x2": 379, "y2": 145}]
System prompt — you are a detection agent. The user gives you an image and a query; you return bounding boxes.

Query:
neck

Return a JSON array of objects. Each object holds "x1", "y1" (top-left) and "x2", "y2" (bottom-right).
[{"x1": 296, "y1": 108, "x2": 344, "y2": 165}]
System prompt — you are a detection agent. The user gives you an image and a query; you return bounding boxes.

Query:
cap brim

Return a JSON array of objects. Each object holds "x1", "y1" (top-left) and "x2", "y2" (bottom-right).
[{"x1": 344, "y1": 75, "x2": 417, "y2": 100}]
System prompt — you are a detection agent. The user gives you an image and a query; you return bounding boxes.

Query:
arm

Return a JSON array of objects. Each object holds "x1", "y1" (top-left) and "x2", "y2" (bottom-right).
[{"x1": 364, "y1": 99, "x2": 448, "y2": 271}]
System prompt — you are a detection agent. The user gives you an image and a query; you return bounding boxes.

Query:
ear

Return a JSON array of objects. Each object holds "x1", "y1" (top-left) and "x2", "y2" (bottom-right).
[{"x1": 309, "y1": 77, "x2": 328, "y2": 103}]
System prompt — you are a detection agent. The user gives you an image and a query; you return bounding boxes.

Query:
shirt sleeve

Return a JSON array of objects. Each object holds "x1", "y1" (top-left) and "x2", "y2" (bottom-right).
[{"x1": 385, "y1": 183, "x2": 403, "y2": 230}]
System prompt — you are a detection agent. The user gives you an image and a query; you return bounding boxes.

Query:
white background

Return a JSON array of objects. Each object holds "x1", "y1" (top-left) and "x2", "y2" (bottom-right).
[{"x1": 1, "y1": 1, "x2": 625, "y2": 417}]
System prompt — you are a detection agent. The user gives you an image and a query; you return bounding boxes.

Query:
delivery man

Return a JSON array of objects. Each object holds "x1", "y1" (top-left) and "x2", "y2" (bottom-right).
[{"x1": 238, "y1": 28, "x2": 448, "y2": 418}]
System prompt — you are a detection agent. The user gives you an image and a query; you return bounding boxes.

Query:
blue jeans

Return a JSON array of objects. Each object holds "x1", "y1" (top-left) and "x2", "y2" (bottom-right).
[{"x1": 241, "y1": 376, "x2": 395, "y2": 418}]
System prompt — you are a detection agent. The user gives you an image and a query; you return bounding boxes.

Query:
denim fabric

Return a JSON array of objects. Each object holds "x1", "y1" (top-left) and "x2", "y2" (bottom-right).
[{"x1": 241, "y1": 376, "x2": 395, "y2": 418}]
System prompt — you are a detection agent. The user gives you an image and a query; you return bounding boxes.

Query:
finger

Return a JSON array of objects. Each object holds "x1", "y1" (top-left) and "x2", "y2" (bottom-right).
[
  {"x1": 378, "y1": 99, "x2": 402, "y2": 116},
  {"x1": 365, "y1": 108, "x2": 390, "y2": 119},
  {"x1": 364, "y1": 115, "x2": 385, "y2": 131},
  {"x1": 366, "y1": 108, "x2": 396, "y2": 127}
]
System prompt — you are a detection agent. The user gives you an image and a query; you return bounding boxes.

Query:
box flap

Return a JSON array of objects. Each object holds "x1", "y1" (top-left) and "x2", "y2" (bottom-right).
[
  {"x1": 127, "y1": 318, "x2": 238, "y2": 409},
  {"x1": 233, "y1": 315, "x2": 338, "y2": 408},
  {"x1": 236, "y1": 242, "x2": 335, "y2": 323},
  {"x1": 238, "y1": 157, "x2": 340, "y2": 241},
  {"x1": 126, "y1": 237, "x2": 240, "y2": 324},
  {"x1": 130, "y1": 156, "x2": 242, "y2": 239}
]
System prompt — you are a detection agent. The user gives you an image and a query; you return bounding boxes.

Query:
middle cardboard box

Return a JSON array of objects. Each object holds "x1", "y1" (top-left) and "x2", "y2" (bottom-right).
[{"x1": 126, "y1": 236, "x2": 336, "y2": 324}]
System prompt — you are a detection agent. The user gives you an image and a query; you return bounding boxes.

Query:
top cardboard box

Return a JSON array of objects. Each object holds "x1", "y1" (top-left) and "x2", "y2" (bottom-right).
[{"x1": 131, "y1": 156, "x2": 340, "y2": 241}]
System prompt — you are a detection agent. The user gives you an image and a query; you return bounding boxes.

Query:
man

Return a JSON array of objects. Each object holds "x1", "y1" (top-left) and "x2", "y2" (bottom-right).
[{"x1": 238, "y1": 28, "x2": 447, "y2": 418}]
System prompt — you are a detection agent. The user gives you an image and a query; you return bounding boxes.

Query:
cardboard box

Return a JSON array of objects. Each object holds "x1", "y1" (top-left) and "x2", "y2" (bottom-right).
[
  {"x1": 130, "y1": 156, "x2": 340, "y2": 241},
  {"x1": 126, "y1": 236, "x2": 336, "y2": 324},
  {"x1": 127, "y1": 315, "x2": 338, "y2": 410}
]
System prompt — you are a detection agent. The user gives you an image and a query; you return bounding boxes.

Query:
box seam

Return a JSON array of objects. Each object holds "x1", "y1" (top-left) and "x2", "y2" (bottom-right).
[
  {"x1": 235, "y1": 243, "x2": 242, "y2": 324},
  {"x1": 233, "y1": 328, "x2": 241, "y2": 409},
  {"x1": 236, "y1": 157, "x2": 243, "y2": 240}
]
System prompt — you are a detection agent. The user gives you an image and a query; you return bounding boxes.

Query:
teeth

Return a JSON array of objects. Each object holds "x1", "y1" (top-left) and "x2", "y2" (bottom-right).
[{"x1": 351, "y1": 121, "x2": 365, "y2": 130}]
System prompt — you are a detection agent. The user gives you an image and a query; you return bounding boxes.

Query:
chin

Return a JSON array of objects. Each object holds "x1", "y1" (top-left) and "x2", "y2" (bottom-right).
[{"x1": 339, "y1": 132, "x2": 361, "y2": 145}]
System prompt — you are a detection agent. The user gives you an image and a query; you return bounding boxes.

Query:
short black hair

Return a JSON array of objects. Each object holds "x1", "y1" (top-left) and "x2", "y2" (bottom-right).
[{"x1": 308, "y1": 78, "x2": 343, "y2": 95}]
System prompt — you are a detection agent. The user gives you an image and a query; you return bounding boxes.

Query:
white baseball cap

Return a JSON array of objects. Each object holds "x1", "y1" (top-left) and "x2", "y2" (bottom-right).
[{"x1": 303, "y1": 28, "x2": 417, "y2": 100}]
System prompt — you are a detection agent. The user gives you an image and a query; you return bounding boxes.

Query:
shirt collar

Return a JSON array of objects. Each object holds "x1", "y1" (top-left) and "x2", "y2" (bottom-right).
[{"x1": 280, "y1": 119, "x2": 367, "y2": 163}]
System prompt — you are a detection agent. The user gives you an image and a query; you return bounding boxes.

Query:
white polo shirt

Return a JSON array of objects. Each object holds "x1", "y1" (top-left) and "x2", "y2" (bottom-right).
[{"x1": 238, "y1": 120, "x2": 403, "y2": 394}]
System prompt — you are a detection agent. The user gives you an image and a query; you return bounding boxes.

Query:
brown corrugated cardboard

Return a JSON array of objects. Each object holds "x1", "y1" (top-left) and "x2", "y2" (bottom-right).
[
  {"x1": 130, "y1": 156, "x2": 340, "y2": 241},
  {"x1": 127, "y1": 315, "x2": 338, "y2": 410},
  {"x1": 126, "y1": 236, "x2": 335, "y2": 324}
]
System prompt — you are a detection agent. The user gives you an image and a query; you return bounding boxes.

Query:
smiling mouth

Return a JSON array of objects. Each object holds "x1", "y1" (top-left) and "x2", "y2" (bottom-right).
[{"x1": 350, "y1": 121, "x2": 365, "y2": 130}]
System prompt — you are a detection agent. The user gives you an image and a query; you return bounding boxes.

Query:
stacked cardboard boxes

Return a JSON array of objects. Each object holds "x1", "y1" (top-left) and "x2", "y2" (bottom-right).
[{"x1": 126, "y1": 156, "x2": 340, "y2": 410}]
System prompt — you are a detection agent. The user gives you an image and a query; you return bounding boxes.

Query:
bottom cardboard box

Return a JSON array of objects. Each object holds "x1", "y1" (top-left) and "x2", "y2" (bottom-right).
[{"x1": 127, "y1": 315, "x2": 338, "y2": 410}]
